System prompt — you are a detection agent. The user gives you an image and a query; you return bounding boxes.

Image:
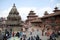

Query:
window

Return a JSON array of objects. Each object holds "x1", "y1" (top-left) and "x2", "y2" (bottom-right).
[{"x1": 50, "y1": 17, "x2": 55, "y2": 20}]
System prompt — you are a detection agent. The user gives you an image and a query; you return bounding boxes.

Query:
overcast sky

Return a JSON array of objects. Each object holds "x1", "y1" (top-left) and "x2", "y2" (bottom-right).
[{"x1": 0, "y1": 0, "x2": 60, "y2": 21}]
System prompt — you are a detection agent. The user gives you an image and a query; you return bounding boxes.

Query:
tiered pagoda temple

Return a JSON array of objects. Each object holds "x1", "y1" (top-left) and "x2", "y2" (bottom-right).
[
  {"x1": 26, "y1": 10, "x2": 38, "y2": 25},
  {"x1": 6, "y1": 4, "x2": 23, "y2": 32},
  {"x1": 25, "y1": 10, "x2": 43, "y2": 30}
]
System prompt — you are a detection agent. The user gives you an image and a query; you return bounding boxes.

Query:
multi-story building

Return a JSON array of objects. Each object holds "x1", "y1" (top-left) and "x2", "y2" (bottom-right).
[
  {"x1": 0, "y1": 17, "x2": 6, "y2": 31},
  {"x1": 40, "y1": 7, "x2": 60, "y2": 31},
  {"x1": 25, "y1": 7, "x2": 60, "y2": 32},
  {"x1": 26, "y1": 10, "x2": 38, "y2": 24}
]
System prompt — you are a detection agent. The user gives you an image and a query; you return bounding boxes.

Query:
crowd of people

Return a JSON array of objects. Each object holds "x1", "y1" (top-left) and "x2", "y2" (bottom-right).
[
  {"x1": 0, "y1": 29, "x2": 60, "y2": 40},
  {"x1": 48, "y1": 31, "x2": 60, "y2": 40},
  {"x1": 0, "y1": 30, "x2": 42, "y2": 40}
]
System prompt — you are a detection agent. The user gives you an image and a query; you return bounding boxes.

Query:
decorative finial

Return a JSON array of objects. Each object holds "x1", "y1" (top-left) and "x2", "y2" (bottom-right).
[
  {"x1": 45, "y1": 11, "x2": 47, "y2": 13},
  {"x1": 44, "y1": 11, "x2": 49, "y2": 15},
  {"x1": 53, "y1": 7, "x2": 59, "y2": 12},
  {"x1": 13, "y1": 3, "x2": 16, "y2": 7},
  {"x1": 54, "y1": 7, "x2": 58, "y2": 10},
  {"x1": 30, "y1": 10, "x2": 34, "y2": 13}
]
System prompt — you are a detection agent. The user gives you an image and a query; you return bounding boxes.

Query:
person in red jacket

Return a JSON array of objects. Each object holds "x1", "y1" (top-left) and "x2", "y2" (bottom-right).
[{"x1": 12, "y1": 32, "x2": 15, "y2": 37}]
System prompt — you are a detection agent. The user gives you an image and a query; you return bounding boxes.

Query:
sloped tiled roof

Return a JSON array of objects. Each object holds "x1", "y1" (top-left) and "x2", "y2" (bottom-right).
[
  {"x1": 41, "y1": 7, "x2": 60, "y2": 18},
  {"x1": 31, "y1": 18, "x2": 42, "y2": 23}
]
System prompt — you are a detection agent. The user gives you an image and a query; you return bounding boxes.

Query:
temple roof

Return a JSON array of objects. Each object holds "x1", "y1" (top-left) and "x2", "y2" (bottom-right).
[
  {"x1": 31, "y1": 18, "x2": 42, "y2": 23},
  {"x1": 27, "y1": 10, "x2": 38, "y2": 18},
  {"x1": 41, "y1": 12, "x2": 60, "y2": 18},
  {"x1": 28, "y1": 10, "x2": 35, "y2": 15},
  {"x1": 9, "y1": 3, "x2": 19, "y2": 14},
  {"x1": 27, "y1": 15, "x2": 38, "y2": 17},
  {"x1": 53, "y1": 7, "x2": 60, "y2": 12},
  {"x1": 30, "y1": 10, "x2": 34, "y2": 13},
  {"x1": 7, "y1": 3, "x2": 22, "y2": 25},
  {"x1": 7, "y1": 15, "x2": 21, "y2": 19},
  {"x1": 41, "y1": 7, "x2": 60, "y2": 18},
  {"x1": 7, "y1": 3, "x2": 21, "y2": 20}
]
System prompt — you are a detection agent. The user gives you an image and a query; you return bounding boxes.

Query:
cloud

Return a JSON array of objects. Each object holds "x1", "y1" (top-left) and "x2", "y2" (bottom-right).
[
  {"x1": 0, "y1": 7, "x2": 12, "y2": 17},
  {"x1": 35, "y1": 7, "x2": 53, "y2": 16},
  {"x1": 0, "y1": 7, "x2": 53, "y2": 21},
  {"x1": 56, "y1": 3, "x2": 60, "y2": 9},
  {"x1": 50, "y1": 0, "x2": 54, "y2": 2},
  {"x1": 18, "y1": 7, "x2": 38, "y2": 20},
  {"x1": 18, "y1": 7, "x2": 53, "y2": 20}
]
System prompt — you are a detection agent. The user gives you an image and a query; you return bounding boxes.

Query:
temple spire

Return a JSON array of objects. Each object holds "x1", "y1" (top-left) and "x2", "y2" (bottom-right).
[
  {"x1": 44, "y1": 11, "x2": 49, "y2": 15},
  {"x1": 13, "y1": 3, "x2": 16, "y2": 7},
  {"x1": 9, "y1": 3, "x2": 19, "y2": 14}
]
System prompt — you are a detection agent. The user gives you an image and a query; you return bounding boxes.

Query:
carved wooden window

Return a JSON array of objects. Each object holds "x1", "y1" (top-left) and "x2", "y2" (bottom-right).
[{"x1": 50, "y1": 17, "x2": 55, "y2": 20}]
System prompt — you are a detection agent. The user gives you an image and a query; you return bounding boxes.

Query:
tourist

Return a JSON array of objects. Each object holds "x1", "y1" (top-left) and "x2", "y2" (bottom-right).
[
  {"x1": 30, "y1": 32, "x2": 32, "y2": 35},
  {"x1": 16, "y1": 32, "x2": 20, "y2": 37},
  {"x1": 28, "y1": 37, "x2": 30, "y2": 40},
  {"x1": 34, "y1": 36, "x2": 36, "y2": 40},
  {"x1": 49, "y1": 32, "x2": 56, "y2": 40},
  {"x1": 58, "y1": 31, "x2": 60, "y2": 36},
  {"x1": 12, "y1": 31, "x2": 15, "y2": 37},
  {"x1": 42, "y1": 29, "x2": 44, "y2": 36},
  {"x1": 7, "y1": 32, "x2": 12, "y2": 38},
  {"x1": 0, "y1": 30, "x2": 3, "y2": 40},
  {"x1": 30, "y1": 36, "x2": 34, "y2": 40},
  {"x1": 20, "y1": 31, "x2": 23, "y2": 37},
  {"x1": 7, "y1": 31, "x2": 10, "y2": 39},
  {"x1": 23, "y1": 37, "x2": 26, "y2": 40},
  {"x1": 23, "y1": 32, "x2": 26, "y2": 38},
  {"x1": 3, "y1": 35, "x2": 7, "y2": 40},
  {"x1": 5, "y1": 30, "x2": 10, "y2": 39},
  {"x1": 20, "y1": 37, "x2": 23, "y2": 40},
  {"x1": 36, "y1": 35, "x2": 41, "y2": 40}
]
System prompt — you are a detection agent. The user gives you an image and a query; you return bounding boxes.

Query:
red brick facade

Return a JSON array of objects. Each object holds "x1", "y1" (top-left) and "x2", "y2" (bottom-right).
[{"x1": 26, "y1": 7, "x2": 60, "y2": 32}]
